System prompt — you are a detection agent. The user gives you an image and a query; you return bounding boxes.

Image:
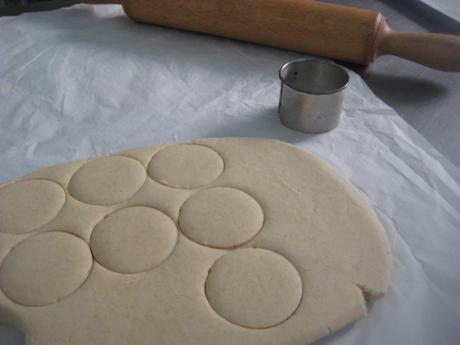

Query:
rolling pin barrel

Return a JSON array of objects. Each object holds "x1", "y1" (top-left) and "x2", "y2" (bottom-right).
[
  {"x1": 85, "y1": 0, "x2": 460, "y2": 71},
  {"x1": 122, "y1": 0, "x2": 381, "y2": 65}
]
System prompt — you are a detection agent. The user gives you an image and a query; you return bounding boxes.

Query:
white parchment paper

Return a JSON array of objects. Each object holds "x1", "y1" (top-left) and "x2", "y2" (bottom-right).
[
  {"x1": 413, "y1": 0, "x2": 460, "y2": 23},
  {"x1": 0, "y1": 5, "x2": 459, "y2": 345}
]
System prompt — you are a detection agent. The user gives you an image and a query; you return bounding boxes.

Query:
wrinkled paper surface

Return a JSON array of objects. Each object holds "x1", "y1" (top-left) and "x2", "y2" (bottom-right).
[
  {"x1": 414, "y1": 0, "x2": 460, "y2": 23},
  {"x1": 0, "y1": 5, "x2": 459, "y2": 345}
]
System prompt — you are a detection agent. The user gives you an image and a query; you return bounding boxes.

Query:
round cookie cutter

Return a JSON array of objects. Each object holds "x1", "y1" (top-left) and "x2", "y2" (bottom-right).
[{"x1": 278, "y1": 58, "x2": 350, "y2": 133}]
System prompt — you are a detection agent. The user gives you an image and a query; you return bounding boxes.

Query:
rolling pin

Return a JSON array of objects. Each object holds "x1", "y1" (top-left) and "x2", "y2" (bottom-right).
[{"x1": 86, "y1": 0, "x2": 460, "y2": 71}]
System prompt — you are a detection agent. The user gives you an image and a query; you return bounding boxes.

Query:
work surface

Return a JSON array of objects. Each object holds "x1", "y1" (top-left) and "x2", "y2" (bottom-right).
[
  {"x1": 1, "y1": 0, "x2": 459, "y2": 167},
  {"x1": 327, "y1": 0, "x2": 460, "y2": 168},
  {"x1": 0, "y1": 4, "x2": 459, "y2": 345}
]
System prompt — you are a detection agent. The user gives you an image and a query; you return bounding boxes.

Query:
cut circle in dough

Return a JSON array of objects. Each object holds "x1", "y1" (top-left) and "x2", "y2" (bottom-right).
[
  {"x1": 205, "y1": 248, "x2": 303, "y2": 329},
  {"x1": 90, "y1": 207, "x2": 178, "y2": 274},
  {"x1": 148, "y1": 144, "x2": 224, "y2": 189},
  {"x1": 179, "y1": 187, "x2": 264, "y2": 248},
  {"x1": 0, "y1": 179, "x2": 65, "y2": 234},
  {"x1": 68, "y1": 156, "x2": 146, "y2": 205},
  {"x1": 0, "y1": 138, "x2": 392, "y2": 345},
  {"x1": 0, "y1": 231, "x2": 92, "y2": 306}
]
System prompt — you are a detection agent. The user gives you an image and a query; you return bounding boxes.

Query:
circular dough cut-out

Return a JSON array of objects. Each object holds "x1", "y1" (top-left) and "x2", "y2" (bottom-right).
[
  {"x1": 205, "y1": 248, "x2": 302, "y2": 329},
  {"x1": 0, "y1": 231, "x2": 92, "y2": 306},
  {"x1": 90, "y1": 207, "x2": 177, "y2": 274},
  {"x1": 0, "y1": 139, "x2": 392, "y2": 345},
  {"x1": 179, "y1": 187, "x2": 264, "y2": 248},
  {"x1": 0, "y1": 179, "x2": 65, "y2": 234},
  {"x1": 69, "y1": 156, "x2": 146, "y2": 205},
  {"x1": 148, "y1": 144, "x2": 224, "y2": 189}
]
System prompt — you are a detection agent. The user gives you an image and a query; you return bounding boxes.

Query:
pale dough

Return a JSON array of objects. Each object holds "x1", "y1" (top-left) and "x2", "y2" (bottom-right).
[
  {"x1": 90, "y1": 207, "x2": 178, "y2": 274},
  {"x1": 148, "y1": 144, "x2": 224, "y2": 189},
  {"x1": 205, "y1": 248, "x2": 303, "y2": 329},
  {"x1": 179, "y1": 187, "x2": 264, "y2": 248},
  {"x1": 68, "y1": 156, "x2": 146, "y2": 205},
  {"x1": 0, "y1": 180, "x2": 65, "y2": 234},
  {"x1": 0, "y1": 138, "x2": 391, "y2": 345},
  {"x1": 0, "y1": 231, "x2": 92, "y2": 307}
]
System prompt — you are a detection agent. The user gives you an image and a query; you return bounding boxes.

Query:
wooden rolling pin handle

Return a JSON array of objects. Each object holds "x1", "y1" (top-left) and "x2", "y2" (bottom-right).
[
  {"x1": 374, "y1": 18, "x2": 460, "y2": 72},
  {"x1": 83, "y1": 0, "x2": 121, "y2": 4}
]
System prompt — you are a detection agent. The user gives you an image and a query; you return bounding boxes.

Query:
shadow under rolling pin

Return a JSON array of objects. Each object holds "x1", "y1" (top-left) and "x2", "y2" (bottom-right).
[{"x1": 84, "y1": 0, "x2": 460, "y2": 72}]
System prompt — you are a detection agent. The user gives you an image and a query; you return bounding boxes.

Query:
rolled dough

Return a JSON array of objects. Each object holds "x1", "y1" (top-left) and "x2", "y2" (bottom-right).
[{"x1": 0, "y1": 138, "x2": 391, "y2": 345}]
